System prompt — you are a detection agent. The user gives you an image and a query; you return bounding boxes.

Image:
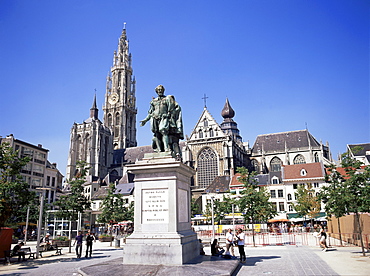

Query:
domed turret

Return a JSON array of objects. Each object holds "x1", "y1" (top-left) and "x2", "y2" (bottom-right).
[{"x1": 221, "y1": 98, "x2": 235, "y2": 119}]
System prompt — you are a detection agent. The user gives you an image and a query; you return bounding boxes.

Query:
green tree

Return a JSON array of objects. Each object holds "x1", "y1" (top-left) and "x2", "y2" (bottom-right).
[
  {"x1": 97, "y1": 183, "x2": 132, "y2": 224},
  {"x1": 340, "y1": 149, "x2": 370, "y2": 256},
  {"x1": 97, "y1": 183, "x2": 134, "y2": 244},
  {"x1": 320, "y1": 164, "x2": 347, "y2": 245},
  {"x1": 236, "y1": 167, "x2": 277, "y2": 246},
  {"x1": 191, "y1": 197, "x2": 201, "y2": 218},
  {"x1": 293, "y1": 183, "x2": 321, "y2": 227},
  {"x1": 54, "y1": 161, "x2": 91, "y2": 251},
  {"x1": 0, "y1": 142, "x2": 37, "y2": 227}
]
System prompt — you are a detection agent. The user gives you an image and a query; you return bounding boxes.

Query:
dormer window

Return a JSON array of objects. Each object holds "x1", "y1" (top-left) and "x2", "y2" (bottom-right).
[
  {"x1": 271, "y1": 177, "x2": 279, "y2": 184},
  {"x1": 300, "y1": 169, "x2": 307, "y2": 176}
]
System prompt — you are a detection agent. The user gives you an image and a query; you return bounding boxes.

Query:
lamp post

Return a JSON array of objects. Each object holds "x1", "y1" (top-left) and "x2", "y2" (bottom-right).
[
  {"x1": 24, "y1": 206, "x2": 30, "y2": 244},
  {"x1": 35, "y1": 187, "x2": 50, "y2": 259},
  {"x1": 232, "y1": 204, "x2": 235, "y2": 233},
  {"x1": 210, "y1": 196, "x2": 215, "y2": 242}
]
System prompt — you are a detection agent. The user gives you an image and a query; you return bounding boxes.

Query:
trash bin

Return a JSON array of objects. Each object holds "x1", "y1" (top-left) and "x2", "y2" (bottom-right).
[{"x1": 115, "y1": 238, "x2": 121, "y2": 248}]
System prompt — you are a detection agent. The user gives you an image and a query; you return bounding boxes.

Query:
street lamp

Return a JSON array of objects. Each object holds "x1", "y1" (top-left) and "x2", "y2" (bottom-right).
[
  {"x1": 36, "y1": 187, "x2": 51, "y2": 259},
  {"x1": 210, "y1": 196, "x2": 215, "y2": 242}
]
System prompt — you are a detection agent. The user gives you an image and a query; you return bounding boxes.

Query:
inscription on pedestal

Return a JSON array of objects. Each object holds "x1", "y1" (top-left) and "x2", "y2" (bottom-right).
[{"x1": 142, "y1": 188, "x2": 169, "y2": 224}]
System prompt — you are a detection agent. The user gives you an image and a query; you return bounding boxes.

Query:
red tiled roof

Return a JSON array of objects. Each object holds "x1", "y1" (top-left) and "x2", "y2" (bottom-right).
[
  {"x1": 282, "y1": 162, "x2": 325, "y2": 181},
  {"x1": 325, "y1": 166, "x2": 367, "y2": 180}
]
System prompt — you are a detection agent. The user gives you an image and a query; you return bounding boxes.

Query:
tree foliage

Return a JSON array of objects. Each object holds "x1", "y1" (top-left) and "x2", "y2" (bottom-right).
[
  {"x1": 204, "y1": 195, "x2": 236, "y2": 224},
  {"x1": 320, "y1": 164, "x2": 347, "y2": 218},
  {"x1": 339, "y1": 148, "x2": 370, "y2": 256},
  {"x1": 236, "y1": 167, "x2": 277, "y2": 224},
  {"x1": 293, "y1": 183, "x2": 321, "y2": 220},
  {"x1": 53, "y1": 161, "x2": 91, "y2": 222},
  {"x1": 340, "y1": 149, "x2": 370, "y2": 214},
  {"x1": 97, "y1": 183, "x2": 133, "y2": 224},
  {"x1": 0, "y1": 142, "x2": 37, "y2": 227},
  {"x1": 191, "y1": 197, "x2": 201, "y2": 218}
]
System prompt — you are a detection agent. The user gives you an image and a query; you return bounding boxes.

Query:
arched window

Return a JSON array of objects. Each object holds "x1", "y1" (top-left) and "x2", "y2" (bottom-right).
[
  {"x1": 288, "y1": 205, "x2": 294, "y2": 212},
  {"x1": 293, "y1": 154, "x2": 306, "y2": 164},
  {"x1": 209, "y1": 128, "x2": 214, "y2": 137},
  {"x1": 314, "y1": 153, "x2": 319, "y2": 162},
  {"x1": 270, "y1": 157, "x2": 282, "y2": 172},
  {"x1": 83, "y1": 133, "x2": 89, "y2": 161},
  {"x1": 199, "y1": 130, "x2": 203, "y2": 139},
  {"x1": 287, "y1": 193, "x2": 292, "y2": 201},
  {"x1": 76, "y1": 135, "x2": 82, "y2": 160},
  {"x1": 107, "y1": 114, "x2": 113, "y2": 126},
  {"x1": 111, "y1": 170, "x2": 118, "y2": 176},
  {"x1": 115, "y1": 112, "x2": 120, "y2": 125},
  {"x1": 197, "y1": 147, "x2": 218, "y2": 189},
  {"x1": 251, "y1": 159, "x2": 259, "y2": 173}
]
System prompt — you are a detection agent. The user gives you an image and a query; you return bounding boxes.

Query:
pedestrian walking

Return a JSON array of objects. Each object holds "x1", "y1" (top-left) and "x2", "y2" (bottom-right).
[
  {"x1": 85, "y1": 230, "x2": 96, "y2": 258},
  {"x1": 225, "y1": 228, "x2": 235, "y2": 256},
  {"x1": 73, "y1": 231, "x2": 84, "y2": 258},
  {"x1": 236, "y1": 228, "x2": 246, "y2": 262},
  {"x1": 318, "y1": 227, "x2": 329, "y2": 252}
]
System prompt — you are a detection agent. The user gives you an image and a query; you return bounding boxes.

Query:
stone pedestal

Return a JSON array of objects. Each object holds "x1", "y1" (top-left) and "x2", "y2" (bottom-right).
[{"x1": 122, "y1": 154, "x2": 199, "y2": 265}]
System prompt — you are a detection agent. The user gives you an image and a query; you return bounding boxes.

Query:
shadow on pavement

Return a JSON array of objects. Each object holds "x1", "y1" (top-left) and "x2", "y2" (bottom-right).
[
  {"x1": 231, "y1": 256, "x2": 281, "y2": 275},
  {"x1": 243, "y1": 255, "x2": 281, "y2": 266}
]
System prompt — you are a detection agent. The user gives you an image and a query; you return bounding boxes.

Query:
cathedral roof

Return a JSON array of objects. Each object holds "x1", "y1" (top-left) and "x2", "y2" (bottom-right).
[{"x1": 251, "y1": 129, "x2": 320, "y2": 155}]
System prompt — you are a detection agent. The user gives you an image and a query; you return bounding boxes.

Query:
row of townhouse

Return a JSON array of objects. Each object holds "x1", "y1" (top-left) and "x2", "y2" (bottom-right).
[
  {"x1": 201, "y1": 161, "x2": 328, "y2": 221},
  {"x1": 0, "y1": 134, "x2": 63, "y2": 205}
]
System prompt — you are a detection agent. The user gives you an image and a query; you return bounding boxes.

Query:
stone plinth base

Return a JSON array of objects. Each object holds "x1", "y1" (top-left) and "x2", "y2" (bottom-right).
[
  {"x1": 123, "y1": 155, "x2": 199, "y2": 265},
  {"x1": 123, "y1": 230, "x2": 198, "y2": 265}
]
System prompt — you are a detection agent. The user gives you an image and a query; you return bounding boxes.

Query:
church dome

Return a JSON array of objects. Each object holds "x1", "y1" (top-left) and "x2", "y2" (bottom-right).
[{"x1": 221, "y1": 98, "x2": 235, "y2": 119}]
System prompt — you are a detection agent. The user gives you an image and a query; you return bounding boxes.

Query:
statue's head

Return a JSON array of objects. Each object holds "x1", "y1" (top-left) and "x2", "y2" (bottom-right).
[{"x1": 155, "y1": 85, "x2": 165, "y2": 95}]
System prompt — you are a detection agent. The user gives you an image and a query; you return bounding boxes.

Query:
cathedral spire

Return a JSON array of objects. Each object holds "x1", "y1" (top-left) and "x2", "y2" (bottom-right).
[
  {"x1": 103, "y1": 25, "x2": 137, "y2": 149},
  {"x1": 90, "y1": 93, "x2": 98, "y2": 119}
]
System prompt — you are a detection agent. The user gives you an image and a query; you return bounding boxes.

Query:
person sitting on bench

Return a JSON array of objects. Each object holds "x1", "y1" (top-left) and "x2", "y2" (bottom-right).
[{"x1": 12, "y1": 242, "x2": 26, "y2": 262}]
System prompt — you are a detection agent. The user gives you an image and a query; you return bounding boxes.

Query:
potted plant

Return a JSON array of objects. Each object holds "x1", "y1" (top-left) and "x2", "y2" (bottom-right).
[
  {"x1": 52, "y1": 236, "x2": 70, "y2": 247},
  {"x1": 99, "y1": 234, "x2": 114, "y2": 242}
]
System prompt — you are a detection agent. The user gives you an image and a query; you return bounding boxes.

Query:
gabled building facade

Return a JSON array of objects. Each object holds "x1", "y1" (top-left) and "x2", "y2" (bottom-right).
[{"x1": 183, "y1": 99, "x2": 249, "y2": 191}]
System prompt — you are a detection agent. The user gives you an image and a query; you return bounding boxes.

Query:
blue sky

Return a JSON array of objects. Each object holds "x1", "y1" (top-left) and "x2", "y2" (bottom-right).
[{"x1": 0, "y1": 0, "x2": 369, "y2": 177}]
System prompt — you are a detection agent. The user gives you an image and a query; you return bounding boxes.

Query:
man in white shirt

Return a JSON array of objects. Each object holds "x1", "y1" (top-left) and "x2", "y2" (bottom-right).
[
  {"x1": 236, "y1": 228, "x2": 246, "y2": 262},
  {"x1": 225, "y1": 228, "x2": 235, "y2": 256}
]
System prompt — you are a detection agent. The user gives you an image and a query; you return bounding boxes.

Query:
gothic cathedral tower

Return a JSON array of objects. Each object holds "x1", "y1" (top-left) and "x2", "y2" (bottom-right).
[{"x1": 103, "y1": 27, "x2": 137, "y2": 149}]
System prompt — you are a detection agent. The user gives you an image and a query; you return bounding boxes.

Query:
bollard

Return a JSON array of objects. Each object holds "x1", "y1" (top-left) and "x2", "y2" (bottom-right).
[{"x1": 115, "y1": 238, "x2": 121, "y2": 248}]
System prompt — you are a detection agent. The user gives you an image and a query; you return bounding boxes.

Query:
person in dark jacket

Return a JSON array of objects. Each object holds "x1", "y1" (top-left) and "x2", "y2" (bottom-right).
[
  {"x1": 85, "y1": 230, "x2": 96, "y2": 258},
  {"x1": 12, "y1": 242, "x2": 26, "y2": 262}
]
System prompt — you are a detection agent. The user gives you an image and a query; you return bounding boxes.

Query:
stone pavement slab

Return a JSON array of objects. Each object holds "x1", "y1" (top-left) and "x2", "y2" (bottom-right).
[
  {"x1": 242, "y1": 245, "x2": 337, "y2": 275},
  {"x1": 79, "y1": 255, "x2": 240, "y2": 276}
]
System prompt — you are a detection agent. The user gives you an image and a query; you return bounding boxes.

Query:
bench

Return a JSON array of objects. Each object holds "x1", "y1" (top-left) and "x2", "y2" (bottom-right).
[
  {"x1": 21, "y1": 247, "x2": 36, "y2": 259},
  {"x1": 38, "y1": 245, "x2": 62, "y2": 257},
  {"x1": 3, "y1": 248, "x2": 32, "y2": 264}
]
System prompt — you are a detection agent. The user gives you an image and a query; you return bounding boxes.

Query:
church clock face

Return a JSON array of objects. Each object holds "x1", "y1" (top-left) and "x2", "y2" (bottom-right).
[{"x1": 109, "y1": 93, "x2": 119, "y2": 104}]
